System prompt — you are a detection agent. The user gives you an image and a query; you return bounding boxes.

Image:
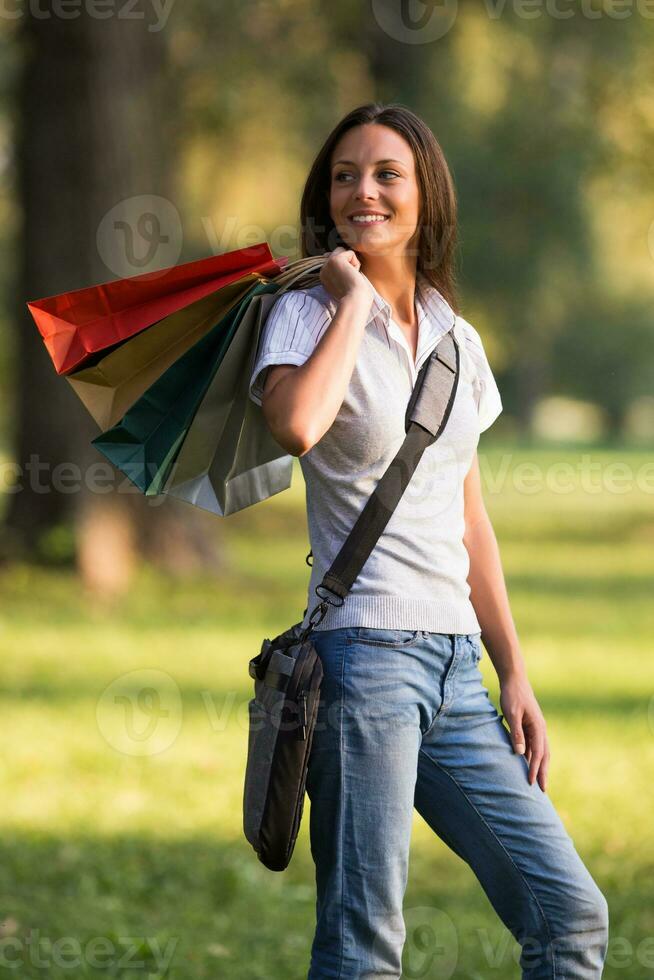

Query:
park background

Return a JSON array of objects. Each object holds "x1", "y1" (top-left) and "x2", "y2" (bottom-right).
[{"x1": 0, "y1": 1, "x2": 653, "y2": 977}]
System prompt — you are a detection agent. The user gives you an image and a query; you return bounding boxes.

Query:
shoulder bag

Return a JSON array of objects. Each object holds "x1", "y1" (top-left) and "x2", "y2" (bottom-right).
[{"x1": 243, "y1": 304, "x2": 461, "y2": 872}]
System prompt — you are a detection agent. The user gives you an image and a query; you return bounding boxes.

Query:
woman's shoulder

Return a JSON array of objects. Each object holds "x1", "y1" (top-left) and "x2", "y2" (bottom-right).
[
  {"x1": 260, "y1": 283, "x2": 334, "y2": 354},
  {"x1": 453, "y1": 313, "x2": 487, "y2": 363},
  {"x1": 453, "y1": 313, "x2": 503, "y2": 432},
  {"x1": 270, "y1": 283, "x2": 337, "y2": 320},
  {"x1": 453, "y1": 313, "x2": 497, "y2": 381}
]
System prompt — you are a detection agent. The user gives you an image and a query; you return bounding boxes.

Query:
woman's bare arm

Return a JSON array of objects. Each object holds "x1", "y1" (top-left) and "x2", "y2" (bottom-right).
[
  {"x1": 462, "y1": 452, "x2": 525, "y2": 681},
  {"x1": 463, "y1": 451, "x2": 550, "y2": 791},
  {"x1": 261, "y1": 289, "x2": 373, "y2": 455}
]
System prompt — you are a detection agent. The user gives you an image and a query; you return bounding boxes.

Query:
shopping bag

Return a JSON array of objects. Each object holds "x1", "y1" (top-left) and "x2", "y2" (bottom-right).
[
  {"x1": 91, "y1": 280, "x2": 277, "y2": 495},
  {"x1": 160, "y1": 256, "x2": 329, "y2": 514},
  {"x1": 162, "y1": 287, "x2": 292, "y2": 515},
  {"x1": 27, "y1": 242, "x2": 285, "y2": 374},
  {"x1": 65, "y1": 273, "x2": 260, "y2": 430}
]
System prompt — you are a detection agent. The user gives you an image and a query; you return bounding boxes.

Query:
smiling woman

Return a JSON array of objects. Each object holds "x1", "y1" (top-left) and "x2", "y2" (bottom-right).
[
  {"x1": 248, "y1": 102, "x2": 609, "y2": 980},
  {"x1": 300, "y1": 106, "x2": 457, "y2": 315}
]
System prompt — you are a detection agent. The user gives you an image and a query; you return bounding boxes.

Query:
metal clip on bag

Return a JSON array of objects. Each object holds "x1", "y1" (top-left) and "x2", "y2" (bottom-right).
[{"x1": 243, "y1": 326, "x2": 461, "y2": 871}]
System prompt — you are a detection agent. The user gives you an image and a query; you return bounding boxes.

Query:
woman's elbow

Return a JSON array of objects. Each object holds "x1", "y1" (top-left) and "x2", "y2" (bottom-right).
[{"x1": 261, "y1": 400, "x2": 314, "y2": 457}]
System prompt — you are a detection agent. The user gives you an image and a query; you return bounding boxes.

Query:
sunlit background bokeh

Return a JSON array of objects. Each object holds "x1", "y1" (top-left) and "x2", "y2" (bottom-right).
[{"x1": 0, "y1": 3, "x2": 652, "y2": 978}]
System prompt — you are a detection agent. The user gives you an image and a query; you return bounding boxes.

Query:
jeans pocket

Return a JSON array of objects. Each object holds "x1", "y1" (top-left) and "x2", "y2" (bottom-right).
[
  {"x1": 349, "y1": 627, "x2": 423, "y2": 648},
  {"x1": 468, "y1": 634, "x2": 483, "y2": 663}
]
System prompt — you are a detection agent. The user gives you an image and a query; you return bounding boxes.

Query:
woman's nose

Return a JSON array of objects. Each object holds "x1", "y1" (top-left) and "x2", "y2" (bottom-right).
[{"x1": 354, "y1": 176, "x2": 380, "y2": 200}]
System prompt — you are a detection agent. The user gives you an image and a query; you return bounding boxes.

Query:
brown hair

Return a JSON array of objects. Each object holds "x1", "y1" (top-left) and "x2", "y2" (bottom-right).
[{"x1": 299, "y1": 102, "x2": 460, "y2": 313}]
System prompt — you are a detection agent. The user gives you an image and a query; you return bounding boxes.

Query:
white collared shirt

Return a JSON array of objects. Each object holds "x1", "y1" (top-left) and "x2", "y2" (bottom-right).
[{"x1": 248, "y1": 274, "x2": 503, "y2": 635}]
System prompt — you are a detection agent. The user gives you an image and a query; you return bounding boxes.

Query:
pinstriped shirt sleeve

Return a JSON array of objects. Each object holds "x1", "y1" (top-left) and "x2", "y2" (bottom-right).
[
  {"x1": 458, "y1": 316, "x2": 503, "y2": 433},
  {"x1": 248, "y1": 289, "x2": 332, "y2": 407}
]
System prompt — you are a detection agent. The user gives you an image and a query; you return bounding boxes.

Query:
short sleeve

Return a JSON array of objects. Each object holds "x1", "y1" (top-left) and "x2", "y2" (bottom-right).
[
  {"x1": 458, "y1": 316, "x2": 503, "y2": 433},
  {"x1": 248, "y1": 289, "x2": 332, "y2": 407}
]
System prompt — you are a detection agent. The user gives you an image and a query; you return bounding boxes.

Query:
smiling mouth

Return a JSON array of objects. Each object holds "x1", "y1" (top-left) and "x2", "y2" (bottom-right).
[{"x1": 347, "y1": 214, "x2": 390, "y2": 226}]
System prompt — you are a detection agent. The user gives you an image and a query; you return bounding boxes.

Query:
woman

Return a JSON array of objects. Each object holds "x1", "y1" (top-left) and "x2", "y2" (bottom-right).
[{"x1": 248, "y1": 103, "x2": 608, "y2": 980}]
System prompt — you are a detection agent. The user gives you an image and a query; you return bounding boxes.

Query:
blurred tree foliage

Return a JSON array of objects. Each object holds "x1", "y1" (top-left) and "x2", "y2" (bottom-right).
[
  {"x1": 0, "y1": 0, "x2": 651, "y2": 568},
  {"x1": 171, "y1": 0, "x2": 653, "y2": 428}
]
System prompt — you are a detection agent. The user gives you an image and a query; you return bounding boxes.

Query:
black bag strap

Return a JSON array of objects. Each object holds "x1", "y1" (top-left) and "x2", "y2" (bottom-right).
[{"x1": 301, "y1": 325, "x2": 460, "y2": 637}]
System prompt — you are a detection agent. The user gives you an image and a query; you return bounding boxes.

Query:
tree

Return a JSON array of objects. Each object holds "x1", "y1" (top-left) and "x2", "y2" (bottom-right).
[{"x1": 3, "y1": 9, "x2": 222, "y2": 589}]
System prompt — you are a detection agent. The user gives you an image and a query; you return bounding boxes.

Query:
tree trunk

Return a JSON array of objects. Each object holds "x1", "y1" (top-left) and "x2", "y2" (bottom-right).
[{"x1": 3, "y1": 9, "x2": 222, "y2": 592}]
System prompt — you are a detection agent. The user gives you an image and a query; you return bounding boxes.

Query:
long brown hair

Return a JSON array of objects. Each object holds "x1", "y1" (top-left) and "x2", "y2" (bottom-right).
[{"x1": 299, "y1": 102, "x2": 460, "y2": 313}]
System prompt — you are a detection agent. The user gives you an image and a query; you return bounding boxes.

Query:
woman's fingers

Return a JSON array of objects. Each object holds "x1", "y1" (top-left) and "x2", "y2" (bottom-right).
[
  {"x1": 500, "y1": 679, "x2": 549, "y2": 792},
  {"x1": 509, "y1": 712, "x2": 526, "y2": 755},
  {"x1": 538, "y1": 743, "x2": 550, "y2": 792},
  {"x1": 326, "y1": 246, "x2": 360, "y2": 267},
  {"x1": 524, "y1": 718, "x2": 548, "y2": 789}
]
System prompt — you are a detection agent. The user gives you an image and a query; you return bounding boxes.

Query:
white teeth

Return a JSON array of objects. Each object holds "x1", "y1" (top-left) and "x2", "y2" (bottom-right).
[{"x1": 350, "y1": 215, "x2": 388, "y2": 223}]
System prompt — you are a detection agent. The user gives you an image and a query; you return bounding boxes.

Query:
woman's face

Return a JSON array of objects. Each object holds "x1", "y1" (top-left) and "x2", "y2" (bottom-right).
[{"x1": 329, "y1": 123, "x2": 421, "y2": 258}]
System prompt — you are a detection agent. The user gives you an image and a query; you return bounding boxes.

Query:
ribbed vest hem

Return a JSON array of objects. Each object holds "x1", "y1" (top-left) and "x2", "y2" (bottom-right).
[{"x1": 301, "y1": 594, "x2": 481, "y2": 635}]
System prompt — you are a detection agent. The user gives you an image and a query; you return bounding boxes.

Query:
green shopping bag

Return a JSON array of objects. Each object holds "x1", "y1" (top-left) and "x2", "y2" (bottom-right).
[{"x1": 92, "y1": 280, "x2": 280, "y2": 494}]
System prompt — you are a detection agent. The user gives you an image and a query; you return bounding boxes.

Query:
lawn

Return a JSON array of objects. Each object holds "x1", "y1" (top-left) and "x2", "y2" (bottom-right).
[{"x1": 0, "y1": 444, "x2": 652, "y2": 978}]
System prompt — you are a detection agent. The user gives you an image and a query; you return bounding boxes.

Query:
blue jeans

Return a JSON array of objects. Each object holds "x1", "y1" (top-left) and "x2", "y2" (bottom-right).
[{"x1": 305, "y1": 627, "x2": 609, "y2": 979}]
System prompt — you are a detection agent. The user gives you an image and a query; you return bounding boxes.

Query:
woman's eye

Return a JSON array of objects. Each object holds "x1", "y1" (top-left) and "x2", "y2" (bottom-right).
[{"x1": 334, "y1": 171, "x2": 399, "y2": 182}]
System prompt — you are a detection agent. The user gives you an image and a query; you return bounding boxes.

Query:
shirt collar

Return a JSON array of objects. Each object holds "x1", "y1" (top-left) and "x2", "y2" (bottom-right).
[
  {"x1": 368, "y1": 270, "x2": 454, "y2": 331},
  {"x1": 366, "y1": 270, "x2": 456, "y2": 380}
]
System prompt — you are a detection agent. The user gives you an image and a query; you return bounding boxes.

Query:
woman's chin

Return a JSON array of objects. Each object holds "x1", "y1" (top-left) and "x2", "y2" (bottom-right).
[
  {"x1": 335, "y1": 227, "x2": 390, "y2": 253},
  {"x1": 349, "y1": 239, "x2": 397, "y2": 258}
]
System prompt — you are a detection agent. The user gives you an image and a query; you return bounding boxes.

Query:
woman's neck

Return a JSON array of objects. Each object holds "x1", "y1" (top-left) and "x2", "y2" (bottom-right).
[{"x1": 359, "y1": 256, "x2": 419, "y2": 325}]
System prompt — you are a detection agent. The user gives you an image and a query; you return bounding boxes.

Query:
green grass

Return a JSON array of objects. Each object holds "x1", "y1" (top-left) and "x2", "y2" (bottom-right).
[{"x1": 0, "y1": 445, "x2": 653, "y2": 978}]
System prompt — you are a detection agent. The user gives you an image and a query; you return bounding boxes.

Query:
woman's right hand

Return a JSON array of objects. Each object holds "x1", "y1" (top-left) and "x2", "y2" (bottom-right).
[{"x1": 319, "y1": 247, "x2": 375, "y2": 308}]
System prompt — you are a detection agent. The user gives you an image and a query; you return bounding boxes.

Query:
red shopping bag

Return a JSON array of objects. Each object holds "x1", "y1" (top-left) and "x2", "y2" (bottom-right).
[{"x1": 27, "y1": 242, "x2": 286, "y2": 375}]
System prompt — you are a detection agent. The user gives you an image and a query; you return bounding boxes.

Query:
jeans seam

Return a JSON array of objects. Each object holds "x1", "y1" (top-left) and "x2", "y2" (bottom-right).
[
  {"x1": 442, "y1": 651, "x2": 464, "y2": 712},
  {"x1": 338, "y1": 628, "x2": 347, "y2": 980},
  {"x1": 423, "y1": 639, "x2": 462, "y2": 737},
  {"x1": 346, "y1": 629, "x2": 422, "y2": 649},
  {"x1": 416, "y1": 749, "x2": 559, "y2": 979}
]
